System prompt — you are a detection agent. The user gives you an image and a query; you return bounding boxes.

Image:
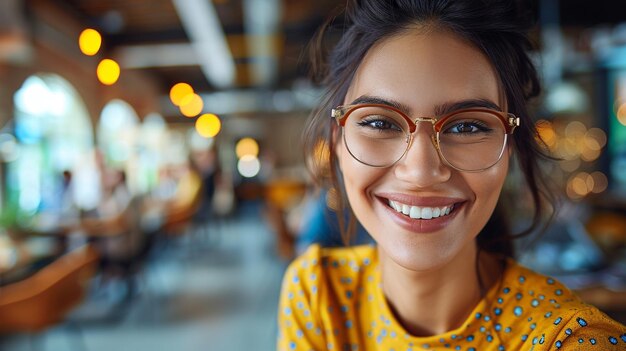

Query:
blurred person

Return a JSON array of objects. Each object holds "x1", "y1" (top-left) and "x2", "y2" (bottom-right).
[
  {"x1": 295, "y1": 188, "x2": 372, "y2": 254},
  {"x1": 141, "y1": 158, "x2": 203, "y2": 236},
  {"x1": 190, "y1": 146, "x2": 220, "y2": 222},
  {"x1": 277, "y1": 1, "x2": 626, "y2": 350},
  {"x1": 167, "y1": 158, "x2": 203, "y2": 219},
  {"x1": 45, "y1": 169, "x2": 81, "y2": 228},
  {"x1": 81, "y1": 169, "x2": 143, "y2": 265},
  {"x1": 81, "y1": 169, "x2": 132, "y2": 238},
  {"x1": 152, "y1": 166, "x2": 178, "y2": 201},
  {"x1": 81, "y1": 168, "x2": 145, "y2": 302},
  {"x1": 80, "y1": 159, "x2": 138, "y2": 251}
]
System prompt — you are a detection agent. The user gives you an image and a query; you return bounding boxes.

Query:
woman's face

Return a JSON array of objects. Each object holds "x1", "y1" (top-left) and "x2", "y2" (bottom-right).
[{"x1": 338, "y1": 29, "x2": 509, "y2": 271}]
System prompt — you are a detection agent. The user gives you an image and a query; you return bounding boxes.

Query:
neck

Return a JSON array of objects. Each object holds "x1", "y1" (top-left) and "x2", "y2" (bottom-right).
[{"x1": 379, "y1": 243, "x2": 502, "y2": 336}]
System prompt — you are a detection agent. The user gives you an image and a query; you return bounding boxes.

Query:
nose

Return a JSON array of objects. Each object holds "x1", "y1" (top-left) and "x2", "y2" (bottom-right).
[{"x1": 393, "y1": 126, "x2": 452, "y2": 187}]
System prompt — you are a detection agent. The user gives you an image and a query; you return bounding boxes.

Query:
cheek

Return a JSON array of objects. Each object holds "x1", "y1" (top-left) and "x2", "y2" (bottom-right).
[
  {"x1": 338, "y1": 142, "x2": 384, "y2": 209},
  {"x1": 465, "y1": 156, "x2": 509, "y2": 221}
]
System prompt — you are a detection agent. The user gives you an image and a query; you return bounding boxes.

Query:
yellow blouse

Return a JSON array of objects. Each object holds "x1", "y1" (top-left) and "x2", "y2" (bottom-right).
[{"x1": 277, "y1": 244, "x2": 626, "y2": 350}]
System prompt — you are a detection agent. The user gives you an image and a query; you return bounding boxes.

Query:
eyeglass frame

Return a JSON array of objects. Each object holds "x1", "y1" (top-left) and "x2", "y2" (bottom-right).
[{"x1": 330, "y1": 103, "x2": 521, "y2": 172}]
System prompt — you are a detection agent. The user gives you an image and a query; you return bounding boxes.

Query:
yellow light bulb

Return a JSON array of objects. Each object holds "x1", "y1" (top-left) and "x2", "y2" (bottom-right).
[
  {"x1": 79, "y1": 28, "x2": 102, "y2": 56},
  {"x1": 195, "y1": 114, "x2": 221, "y2": 138},
  {"x1": 97, "y1": 59, "x2": 120, "y2": 85},
  {"x1": 179, "y1": 94, "x2": 204, "y2": 117},
  {"x1": 170, "y1": 83, "x2": 194, "y2": 106},
  {"x1": 235, "y1": 137, "x2": 259, "y2": 158}
]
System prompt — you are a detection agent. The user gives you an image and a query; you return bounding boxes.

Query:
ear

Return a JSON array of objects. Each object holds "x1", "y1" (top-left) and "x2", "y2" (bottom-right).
[{"x1": 507, "y1": 139, "x2": 515, "y2": 157}]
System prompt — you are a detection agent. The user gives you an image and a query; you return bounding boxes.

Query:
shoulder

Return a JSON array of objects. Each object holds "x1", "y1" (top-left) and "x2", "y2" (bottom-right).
[
  {"x1": 500, "y1": 260, "x2": 605, "y2": 316},
  {"x1": 531, "y1": 305, "x2": 626, "y2": 349},
  {"x1": 496, "y1": 260, "x2": 626, "y2": 349},
  {"x1": 501, "y1": 260, "x2": 572, "y2": 301}
]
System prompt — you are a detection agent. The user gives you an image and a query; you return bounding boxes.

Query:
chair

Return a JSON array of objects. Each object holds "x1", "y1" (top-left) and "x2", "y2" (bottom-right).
[
  {"x1": 0, "y1": 244, "x2": 99, "y2": 333},
  {"x1": 263, "y1": 179, "x2": 307, "y2": 260}
]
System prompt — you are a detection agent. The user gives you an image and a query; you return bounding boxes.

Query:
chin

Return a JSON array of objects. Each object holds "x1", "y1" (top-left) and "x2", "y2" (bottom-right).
[{"x1": 379, "y1": 237, "x2": 463, "y2": 273}]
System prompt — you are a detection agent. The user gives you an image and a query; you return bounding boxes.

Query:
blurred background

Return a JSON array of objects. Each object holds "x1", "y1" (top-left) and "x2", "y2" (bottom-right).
[{"x1": 0, "y1": 0, "x2": 625, "y2": 350}]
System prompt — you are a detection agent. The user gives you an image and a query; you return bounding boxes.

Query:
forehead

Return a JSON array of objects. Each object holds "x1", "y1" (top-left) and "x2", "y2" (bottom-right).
[{"x1": 346, "y1": 29, "x2": 501, "y2": 113}]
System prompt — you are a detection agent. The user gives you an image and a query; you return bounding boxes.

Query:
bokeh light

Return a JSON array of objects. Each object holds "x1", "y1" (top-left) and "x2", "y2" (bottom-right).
[
  {"x1": 170, "y1": 83, "x2": 194, "y2": 106},
  {"x1": 548, "y1": 121, "x2": 606, "y2": 167},
  {"x1": 97, "y1": 59, "x2": 120, "y2": 85},
  {"x1": 590, "y1": 171, "x2": 608, "y2": 194},
  {"x1": 618, "y1": 103, "x2": 626, "y2": 126},
  {"x1": 235, "y1": 137, "x2": 259, "y2": 158},
  {"x1": 559, "y1": 158, "x2": 581, "y2": 172},
  {"x1": 237, "y1": 155, "x2": 261, "y2": 178},
  {"x1": 535, "y1": 120, "x2": 556, "y2": 148},
  {"x1": 580, "y1": 147, "x2": 601, "y2": 162},
  {"x1": 195, "y1": 113, "x2": 221, "y2": 138},
  {"x1": 79, "y1": 28, "x2": 102, "y2": 56},
  {"x1": 179, "y1": 93, "x2": 204, "y2": 117},
  {"x1": 559, "y1": 138, "x2": 580, "y2": 160},
  {"x1": 303, "y1": 139, "x2": 332, "y2": 180},
  {"x1": 585, "y1": 128, "x2": 607, "y2": 149},
  {"x1": 566, "y1": 172, "x2": 595, "y2": 200},
  {"x1": 564, "y1": 121, "x2": 587, "y2": 139}
]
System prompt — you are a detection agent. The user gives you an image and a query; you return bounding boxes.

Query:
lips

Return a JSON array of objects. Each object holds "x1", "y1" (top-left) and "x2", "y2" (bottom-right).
[{"x1": 376, "y1": 194, "x2": 465, "y2": 233}]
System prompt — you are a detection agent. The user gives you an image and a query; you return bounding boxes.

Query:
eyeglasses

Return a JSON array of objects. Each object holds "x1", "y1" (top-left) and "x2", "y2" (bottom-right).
[{"x1": 331, "y1": 104, "x2": 520, "y2": 172}]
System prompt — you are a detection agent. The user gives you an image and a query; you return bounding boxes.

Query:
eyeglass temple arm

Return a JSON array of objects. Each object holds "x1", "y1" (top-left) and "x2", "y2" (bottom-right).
[
  {"x1": 507, "y1": 113, "x2": 520, "y2": 133},
  {"x1": 331, "y1": 108, "x2": 344, "y2": 125}
]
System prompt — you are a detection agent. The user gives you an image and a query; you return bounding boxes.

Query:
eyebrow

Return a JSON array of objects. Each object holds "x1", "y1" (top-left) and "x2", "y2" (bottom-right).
[{"x1": 349, "y1": 95, "x2": 502, "y2": 116}]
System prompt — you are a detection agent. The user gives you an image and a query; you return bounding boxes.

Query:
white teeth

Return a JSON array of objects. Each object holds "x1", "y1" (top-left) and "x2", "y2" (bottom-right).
[
  {"x1": 388, "y1": 200, "x2": 455, "y2": 220},
  {"x1": 422, "y1": 207, "x2": 433, "y2": 219},
  {"x1": 402, "y1": 204, "x2": 410, "y2": 215},
  {"x1": 432, "y1": 207, "x2": 441, "y2": 217}
]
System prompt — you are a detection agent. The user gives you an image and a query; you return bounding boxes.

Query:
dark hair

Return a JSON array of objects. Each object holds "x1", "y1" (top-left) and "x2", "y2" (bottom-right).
[{"x1": 303, "y1": 0, "x2": 554, "y2": 258}]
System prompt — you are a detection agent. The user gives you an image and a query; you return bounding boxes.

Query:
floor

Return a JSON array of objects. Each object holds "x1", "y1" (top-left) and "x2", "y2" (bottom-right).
[{"x1": 1, "y1": 202, "x2": 289, "y2": 351}]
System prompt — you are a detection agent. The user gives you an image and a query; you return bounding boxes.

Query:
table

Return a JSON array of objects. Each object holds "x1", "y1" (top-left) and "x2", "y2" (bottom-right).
[{"x1": 0, "y1": 233, "x2": 61, "y2": 285}]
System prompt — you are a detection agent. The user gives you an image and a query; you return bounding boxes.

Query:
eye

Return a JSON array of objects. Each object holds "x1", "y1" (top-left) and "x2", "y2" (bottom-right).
[
  {"x1": 444, "y1": 120, "x2": 492, "y2": 134},
  {"x1": 357, "y1": 117, "x2": 403, "y2": 132}
]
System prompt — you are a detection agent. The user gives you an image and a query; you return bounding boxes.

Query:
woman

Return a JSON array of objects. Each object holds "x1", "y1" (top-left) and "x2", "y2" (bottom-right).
[{"x1": 277, "y1": 0, "x2": 626, "y2": 350}]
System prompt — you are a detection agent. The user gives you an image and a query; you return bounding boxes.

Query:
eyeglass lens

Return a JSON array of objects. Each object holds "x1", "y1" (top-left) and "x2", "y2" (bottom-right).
[{"x1": 342, "y1": 106, "x2": 507, "y2": 171}]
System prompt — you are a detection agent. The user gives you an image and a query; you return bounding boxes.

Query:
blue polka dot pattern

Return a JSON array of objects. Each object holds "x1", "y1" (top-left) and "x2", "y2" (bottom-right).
[{"x1": 277, "y1": 245, "x2": 626, "y2": 351}]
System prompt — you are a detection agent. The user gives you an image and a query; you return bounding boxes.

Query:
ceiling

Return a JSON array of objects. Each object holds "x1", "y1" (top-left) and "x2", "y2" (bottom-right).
[
  {"x1": 20, "y1": 0, "x2": 625, "y2": 118},
  {"x1": 45, "y1": 0, "x2": 339, "y2": 105}
]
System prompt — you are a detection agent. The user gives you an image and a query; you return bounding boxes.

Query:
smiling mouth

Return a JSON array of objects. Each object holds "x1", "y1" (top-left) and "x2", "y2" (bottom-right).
[{"x1": 387, "y1": 199, "x2": 456, "y2": 220}]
